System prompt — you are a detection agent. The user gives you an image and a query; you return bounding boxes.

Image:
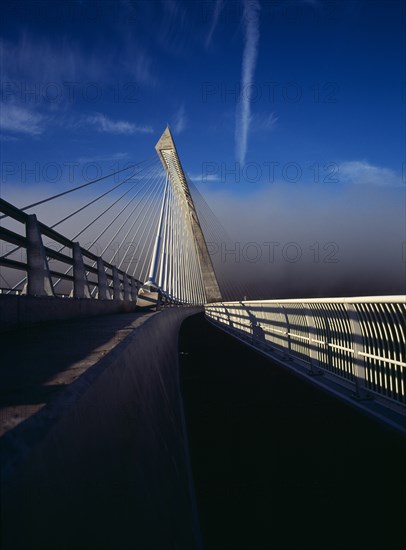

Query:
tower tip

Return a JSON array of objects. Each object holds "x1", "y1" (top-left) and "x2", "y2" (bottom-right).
[{"x1": 155, "y1": 126, "x2": 176, "y2": 155}]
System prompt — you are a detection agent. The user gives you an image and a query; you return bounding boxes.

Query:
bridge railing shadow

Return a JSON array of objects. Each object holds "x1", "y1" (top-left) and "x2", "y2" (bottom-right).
[
  {"x1": 0, "y1": 310, "x2": 154, "y2": 464},
  {"x1": 205, "y1": 297, "x2": 406, "y2": 414}
]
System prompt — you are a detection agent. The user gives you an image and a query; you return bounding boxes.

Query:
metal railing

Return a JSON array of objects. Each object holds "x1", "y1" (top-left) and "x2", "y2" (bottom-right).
[
  {"x1": 205, "y1": 297, "x2": 406, "y2": 415},
  {"x1": 0, "y1": 198, "x2": 141, "y2": 301}
]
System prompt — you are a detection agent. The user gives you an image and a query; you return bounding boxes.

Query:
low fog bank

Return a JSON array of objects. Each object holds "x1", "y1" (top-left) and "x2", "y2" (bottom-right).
[
  {"x1": 201, "y1": 182, "x2": 405, "y2": 300},
  {"x1": 1, "y1": 181, "x2": 405, "y2": 301}
]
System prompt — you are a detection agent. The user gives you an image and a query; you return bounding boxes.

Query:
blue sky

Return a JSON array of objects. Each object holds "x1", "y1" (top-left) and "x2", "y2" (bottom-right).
[
  {"x1": 0, "y1": 0, "x2": 405, "y2": 297},
  {"x1": 1, "y1": 0, "x2": 404, "y2": 185}
]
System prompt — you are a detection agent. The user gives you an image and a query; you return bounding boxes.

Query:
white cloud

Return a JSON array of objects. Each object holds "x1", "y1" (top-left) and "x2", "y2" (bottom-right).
[
  {"x1": 0, "y1": 104, "x2": 45, "y2": 136},
  {"x1": 0, "y1": 35, "x2": 102, "y2": 85},
  {"x1": 76, "y1": 152, "x2": 130, "y2": 163},
  {"x1": 121, "y1": 45, "x2": 158, "y2": 87},
  {"x1": 0, "y1": 134, "x2": 18, "y2": 142},
  {"x1": 235, "y1": 0, "x2": 261, "y2": 165},
  {"x1": 0, "y1": 104, "x2": 153, "y2": 139},
  {"x1": 188, "y1": 172, "x2": 221, "y2": 182},
  {"x1": 133, "y1": 52, "x2": 156, "y2": 86},
  {"x1": 85, "y1": 113, "x2": 153, "y2": 135},
  {"x1": 339, "y1": 161, "x2": 401, "y2": 186},
  {"x1": 205, "y1": 0, "x2": 225, "y2": 49},
  {"x1": 0, "y1": 32, "x2": 157, "y2": 94},
  {"x1": 250, "y1": 112, "x2": 278, "y2": 132},
  {"x1": 157, "y1": 0, "x2": 192, "y2": 57},
  {"x1": 173, "y1": 105, "x2": 187, "y2": 134}
]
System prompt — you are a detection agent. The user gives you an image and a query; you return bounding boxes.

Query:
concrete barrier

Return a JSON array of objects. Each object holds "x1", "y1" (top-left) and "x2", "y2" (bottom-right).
[
  {"x1": 0, "y1": 294, "x2": 139, "y2": 331},
  {"x1": 1, "y1": 307, "x2": 203, "y2": 550}
]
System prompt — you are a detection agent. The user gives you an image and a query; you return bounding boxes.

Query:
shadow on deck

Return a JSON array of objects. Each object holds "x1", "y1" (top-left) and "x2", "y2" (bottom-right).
[
  {"x1": 179, "y1": 313, "x2": 406, "y2": 550},
  {"x1": 0, "y1": 310, "x2": 156, "y2": 439}
]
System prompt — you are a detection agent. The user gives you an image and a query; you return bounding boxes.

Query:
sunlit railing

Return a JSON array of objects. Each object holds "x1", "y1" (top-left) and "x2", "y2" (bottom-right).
[
  {"x1": 0, "y1": 198, "x2": 141, "y2": 300},
  {"x1": 205, "y1": 297, "x2": 406, "y2": 413}
]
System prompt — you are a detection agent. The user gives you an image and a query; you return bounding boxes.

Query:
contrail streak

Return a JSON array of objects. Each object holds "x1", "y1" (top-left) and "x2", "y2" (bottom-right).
[{"x1": 235, "y1": 0, "x2": 261, "y2": 165}]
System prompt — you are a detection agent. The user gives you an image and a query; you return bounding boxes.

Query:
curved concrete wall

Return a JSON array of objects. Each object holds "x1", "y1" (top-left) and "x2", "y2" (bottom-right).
[
  {"x1": 0, "y1": 294, "x2": 139, "y2": 331},
  {"x1": 1, "y1": 307, "x2": 203, "y2": 550}
]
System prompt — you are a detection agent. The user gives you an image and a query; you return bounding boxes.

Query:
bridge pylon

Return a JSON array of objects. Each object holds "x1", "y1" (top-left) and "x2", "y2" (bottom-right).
[{"x1": 145, "y1": 127, "x2": 222, "y2": 304}]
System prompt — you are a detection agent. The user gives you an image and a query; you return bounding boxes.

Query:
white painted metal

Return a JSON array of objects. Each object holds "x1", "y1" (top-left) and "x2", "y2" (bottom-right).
[
  {"x1": 205, "y1": 297, "x2": 406, "y2": 415},
  {"x1": 147, "y1": 173, "x2": 169, "y2": 286}
]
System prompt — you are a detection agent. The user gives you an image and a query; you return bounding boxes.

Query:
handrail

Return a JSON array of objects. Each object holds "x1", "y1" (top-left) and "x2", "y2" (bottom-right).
[
  {"x1": 205, "y1": 299, "x2": 406, "y2": 423},
  {"x1": 220, "y1": 296, "x2": 406, "y2": 305},
  {"x1": 0, "y1": 198, "x2": 142, "y2": 300}
]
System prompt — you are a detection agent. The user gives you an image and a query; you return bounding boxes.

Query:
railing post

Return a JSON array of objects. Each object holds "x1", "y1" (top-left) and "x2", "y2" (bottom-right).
[
  {"x1": 72, "y1": 242, "x2": 90, "y2": 298},
  {"x1": 112, "y1": 266, "x2": 121, "y2": 300},
  {"x1": 97, "y1": 258, "x2": 108, "y2": 300},
  {"x1": 304, "y1": 305, "x2": 321, "y2": 375},
  {"x1": 131, "y1": 279, "x2": 138, "y2": 302},
  {"x1": 123, "y1": 274, "x2": 131, "y2": 301},
  {"x1": 347, "y1": 303, "x2": 368, "y2": 398},
  {"x1": 25, "y1": 214, "x2": 54, "y2": 297},
  {"x1": 280, "y1": 304, "x2": 291, "y2": 358}
]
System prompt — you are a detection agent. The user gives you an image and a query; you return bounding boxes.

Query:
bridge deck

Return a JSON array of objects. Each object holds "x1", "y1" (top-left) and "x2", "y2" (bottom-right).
[
  {"x1": 1, "y1": 307, "x2": 202, "y2": 550},
  {"x1": 1, "y1": 310, "x2": 405, "y2": 549},
  {"x1": 0, "y1": 310, "x2": 156, "y2": 438},
  {"x1": 179, "y1": 313, "x2": 406, "y2": 550}
]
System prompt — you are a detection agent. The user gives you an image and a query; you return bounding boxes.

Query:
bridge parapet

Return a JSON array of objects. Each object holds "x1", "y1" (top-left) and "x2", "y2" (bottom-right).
[
  {"x1": 205, "y1": 296, "x2": 406, "y2": 431},
  {"x1": 0, "y1": 198, "x2": 141, "y2": 300}
]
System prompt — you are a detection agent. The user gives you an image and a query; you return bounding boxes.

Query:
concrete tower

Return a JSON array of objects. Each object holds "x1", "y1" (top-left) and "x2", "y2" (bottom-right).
[{"x1": 155, "y1": 127, "x2": 222, "y2": 303}]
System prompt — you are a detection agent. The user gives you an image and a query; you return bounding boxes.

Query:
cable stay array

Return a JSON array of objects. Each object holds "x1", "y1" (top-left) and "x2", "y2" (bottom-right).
[
  {"x1": 143, "y1": 158, "x2": 207, "y2": 305},
  {"x1": 186, "y1": 176, "x2": 247, "y2": 301},
  {"x1": 0, "y1": 128, "x2": 243, "y2": 304}
]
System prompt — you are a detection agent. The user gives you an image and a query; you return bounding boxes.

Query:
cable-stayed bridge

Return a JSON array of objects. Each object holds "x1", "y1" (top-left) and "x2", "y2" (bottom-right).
[
  {"x1": 0, "y1": 127, "x2": 226, "y2": 306},
  {"x1": 1, "y1": 128, "x2": 405, "y2": 550}
]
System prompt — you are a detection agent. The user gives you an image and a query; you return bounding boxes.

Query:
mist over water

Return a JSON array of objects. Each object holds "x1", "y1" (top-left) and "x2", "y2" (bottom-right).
[
  {"x1": 1, "y1": 176, "x2": 405, "y2": 301},
  {"x1": 199, "y1": 180, "x2": 406, "y2": 300}
]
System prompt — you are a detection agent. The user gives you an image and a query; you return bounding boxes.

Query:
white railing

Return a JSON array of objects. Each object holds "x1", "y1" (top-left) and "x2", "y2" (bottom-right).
[
  {"x1": 205, "y1": 296, "x2": 406, "y2": 417},
  {"x1": 0, "y1": 198, "x2": 141, "y2": 300}
]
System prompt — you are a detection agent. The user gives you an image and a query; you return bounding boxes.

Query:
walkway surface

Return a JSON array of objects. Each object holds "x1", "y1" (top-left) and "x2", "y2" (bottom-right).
[
  {"x1": 0, "y1": 310, "x2": 156, "y2": 438},
  {"x1": 179, "y1": 313, "x2": 406, "y2": 550},
  {"x1": 2, "y1": 310, "x2": 405, "y2": 550},
  {"x1": 1, "y1": 307, "x2": 201, "y2": 550}
]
